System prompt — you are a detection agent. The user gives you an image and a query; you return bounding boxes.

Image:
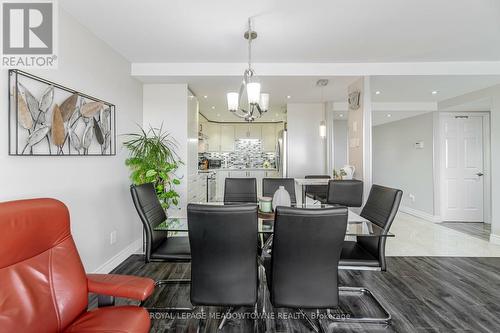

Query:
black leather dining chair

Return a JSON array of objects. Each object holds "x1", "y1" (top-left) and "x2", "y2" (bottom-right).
[
  {"x1": 340, "y1": 184, "x2": 402, "y2": 271},
  {"x1": 262, "y1": 178, "x2": 296, "y2": 205},
  {"x1": 187, "y1": 203, "x2": 259, "y2": 329},
  {"x1": 326, "y1": 179, "x2": 364, "y2": 207},
  {"x1": 130, "y1": 183, "x2": 191, "y2": 301},
  {"x1": 304, "y1": 175, "x2": 331, "y2": 203},
  {"x1": 224, "y1": 178, "x2": 258, "y2": 203},
  {"x1": 264, "y1": 206, "x2": 348, "y2": 332}
]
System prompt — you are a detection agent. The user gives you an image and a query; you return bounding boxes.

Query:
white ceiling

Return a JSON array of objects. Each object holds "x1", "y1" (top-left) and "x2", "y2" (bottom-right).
[
  {"x1": 60, "y1": 0, "x2": 500, "y2": 63},
  {"x1": 137, "y1": 76, "x2": 358, "y2": 121},
  {"x1": 371, "y1": 111, "x2": 432, "y2": 126},
  {"x1": 59, "y1": 0, "x2": 500, "y2": 123},
  {"x1": 371, "y1": 76, "x2": 500, "y2": 102},
  {"x1": 139, "y1": 75, "x2": 500, "y2": 121}
]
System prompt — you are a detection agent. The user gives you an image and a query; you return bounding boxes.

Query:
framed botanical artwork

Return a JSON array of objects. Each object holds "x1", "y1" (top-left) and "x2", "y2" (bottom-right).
[{"x1": 8, "y1": 70, "x2": 116, "y2": 156}]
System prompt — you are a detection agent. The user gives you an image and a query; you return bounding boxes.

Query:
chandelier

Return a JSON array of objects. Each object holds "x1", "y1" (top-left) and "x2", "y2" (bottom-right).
[{"x1": 226, "y1": 19, "x2": 269, "y2": 122}]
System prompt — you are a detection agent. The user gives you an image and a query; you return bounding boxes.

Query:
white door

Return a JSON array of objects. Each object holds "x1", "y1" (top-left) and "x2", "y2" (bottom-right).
[{"x1": 440, "y1": 115, "x2": 484, "y2": 222}]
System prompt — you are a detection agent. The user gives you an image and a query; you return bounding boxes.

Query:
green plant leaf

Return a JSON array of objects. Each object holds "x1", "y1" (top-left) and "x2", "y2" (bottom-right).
[{"x1": 123, "y1": 124, "x2": 182, "y2": 209}]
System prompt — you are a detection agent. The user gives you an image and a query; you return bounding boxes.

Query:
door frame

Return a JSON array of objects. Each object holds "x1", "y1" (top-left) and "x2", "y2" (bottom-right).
[{"x1": 435, "y1": 112, "x2": 491, "y2": 223}]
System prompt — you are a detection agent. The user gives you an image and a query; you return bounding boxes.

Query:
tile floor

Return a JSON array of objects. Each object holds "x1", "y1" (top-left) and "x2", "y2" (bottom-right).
[{"x1": 386, "y1": 212, "x2": 500, "y2": 257}]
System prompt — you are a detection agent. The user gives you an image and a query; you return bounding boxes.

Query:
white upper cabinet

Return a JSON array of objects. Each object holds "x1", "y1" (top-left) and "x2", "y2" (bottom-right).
[
  {"x1": 261, "y1": 123, "x2": 277, "y2": 152},
  {"x1": 201, "y1": 120, "x2": 281, "y2": 152},
  {"x1": 205, "y1": 122, "x2": 220, "y2": 152},
  {"x1": 235, "y1": 124, "x2": 262, "y2": 140},
  {"x1": 234, "y1": 124, "x2": 249, "y2": 139},
  {"x1": 220, "y1": 124, "x2": 235, "y2": 151},
  {"x1": 248, "y1": 124, "x2": 262, "y2": 140}
]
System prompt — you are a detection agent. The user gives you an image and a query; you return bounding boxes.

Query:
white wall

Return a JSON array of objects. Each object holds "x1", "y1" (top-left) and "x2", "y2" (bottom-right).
[
  {"x1": 0, "y1": 9, "x2": 143, "y2": 272},
  {"x1": 333, "y1": 120, "x2": 348, "y2": 171},
  {"x1": 143, "y1": 84, "x2": 198, "y2": 218},
  {"x1": 287, "y1": 103, "x2": 327, "y2": 178},
  {"x1": 373, "y1": 113, "x2": 435, "y2": 215},
  {"x1": 491, "y1": 95, "x2": 500, "y2": 241}
]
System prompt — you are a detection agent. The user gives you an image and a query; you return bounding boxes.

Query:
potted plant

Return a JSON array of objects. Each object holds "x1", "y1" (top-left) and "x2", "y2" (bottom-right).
[{"x1": 124, "y1": 125, "x2": 182, "y2": 209}]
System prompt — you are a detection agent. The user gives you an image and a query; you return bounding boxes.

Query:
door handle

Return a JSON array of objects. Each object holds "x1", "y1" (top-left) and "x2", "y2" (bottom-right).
[{"x1": 476, "y1": 172, "x2": 484, "y2": 177}]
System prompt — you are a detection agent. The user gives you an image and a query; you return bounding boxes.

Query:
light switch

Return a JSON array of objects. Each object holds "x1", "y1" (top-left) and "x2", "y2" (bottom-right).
[{"x1": 415, "y1": 141, "x2": 424, "y2": 149}]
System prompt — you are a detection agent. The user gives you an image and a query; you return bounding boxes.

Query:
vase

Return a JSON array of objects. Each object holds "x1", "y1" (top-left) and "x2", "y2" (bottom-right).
[
  {"x1": 272, "y1": 186, "x2": 292, "y2": 211},
  {"x1": 259, "y1": 197, "x2": 273, "y2": 213}
]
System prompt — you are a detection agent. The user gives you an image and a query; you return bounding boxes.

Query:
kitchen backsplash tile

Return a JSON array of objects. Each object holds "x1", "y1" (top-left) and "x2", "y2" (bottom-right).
[{"x1": 200, "y1": 139, "x2": 276, "y2": 169}]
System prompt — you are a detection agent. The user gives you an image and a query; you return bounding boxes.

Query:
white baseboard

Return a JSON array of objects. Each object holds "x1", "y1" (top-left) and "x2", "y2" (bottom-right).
[
  {"x1": 400, "y1": 206, "x2": 442, "y2": 223},
  {"x1": 490, "y1": 233, "x2": 500, "y2": 245},
  {"x1": 93, "y1": 238, "x2": 142, "y2": 274}
]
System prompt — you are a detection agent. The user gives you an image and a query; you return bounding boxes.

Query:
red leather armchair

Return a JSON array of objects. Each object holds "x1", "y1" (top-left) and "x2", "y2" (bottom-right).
[{"x1": 0, "y1": 198, "x2": 155, "y2": 333}]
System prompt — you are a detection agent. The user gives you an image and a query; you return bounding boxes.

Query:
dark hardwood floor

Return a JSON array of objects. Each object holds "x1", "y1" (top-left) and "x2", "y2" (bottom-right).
[
  {"x1": 95, "y1": 255, "x2": 500, "y2": 333},
  {"x1": 439, "y1": 222, "x2": 491, "y2": 241}
]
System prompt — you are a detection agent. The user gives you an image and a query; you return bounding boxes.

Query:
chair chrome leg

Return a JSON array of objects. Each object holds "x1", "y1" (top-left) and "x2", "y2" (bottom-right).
[
  {"x1": 197, "y1": 306, "x2": 205, "y2": 333},
  {"x1": 218, "y1": 307, "x2": 234, "y2": 330},
  {"x1": 298, "y1": 308, "x2": 320, "y2": 333},
  {"x1": 154, "y1": 278, "x2": 191, "y2": 286},
  {"x1": 331, "y1": 286, "x2": 392, "y2": 325},
  {"x1": 144, "y1": 279, "x2": 194, "y2": 312}
]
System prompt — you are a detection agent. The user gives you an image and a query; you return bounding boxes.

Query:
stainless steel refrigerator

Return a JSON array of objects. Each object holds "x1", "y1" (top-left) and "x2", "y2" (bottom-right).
[{"x1": 276, "y1": 129, "x2": 288, "y2": 178}]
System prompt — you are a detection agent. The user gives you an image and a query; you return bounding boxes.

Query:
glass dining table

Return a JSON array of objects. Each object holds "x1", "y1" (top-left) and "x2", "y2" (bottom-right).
[
  {"x1": 154, "y1": 202, "x2": 395, "y2": 324},
  {"x1": 155, "y1": 202, "x2": 394, "y2": 239}
]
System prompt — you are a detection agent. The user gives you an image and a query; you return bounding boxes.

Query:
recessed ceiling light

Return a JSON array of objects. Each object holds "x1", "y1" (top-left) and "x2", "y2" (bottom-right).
[
  {"x1": 387, "y1": 114, "x2": 392, "y2": 118},
  {"x1": 216, "y1": 113, "x2": 221, "y2": 117},
  {"x1": 431, "y1": 90, "x2": 438, "y2": 95},
  {"x1": 339, "y1": 114, "x2": 344, "y2": 117},
  {"x1": 211, "y1": 106, "x2": 216, "y2": 109},
  {"x1": 286, "y1": 95, "x2": 291, "y2": 99},
  {"x1": 375, "y1": 91, "x2": 381, "y2": 95},
  {"x1": 203, "y1": 95, "x2": 208, "y2": 99}
]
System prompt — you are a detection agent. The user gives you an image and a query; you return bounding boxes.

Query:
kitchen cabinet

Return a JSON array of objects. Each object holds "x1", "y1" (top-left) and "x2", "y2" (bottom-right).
[
  {"x1": 211, "y1": 169, "x2": 280, "y2": 200},
  {"x1": 234, "y1": 124, "x2": 248, "y2": 139},
  {"x1": 219, "y1": 124, "x2": 235, "y2": 151},
  {"x1": 248, "y1": 171, "x2": 263, "y2": 196},
  {"x1": 235, "y1": 124, "x2": 262, "y2": 140},
  {"x1": 248, "y1": 124, "x2": 262, "y2": 139},
  {"x1": 205, "y1": 122, "x2": 220, "y2": 152},
  {"x1": 215, "y1": 170, "x2": 229, "y2": 201},
  {"x1": 261, "y1": 123, "x2": 277, "y2": 152},
  {"x1": 229, "y1": 170, "x2": 248, "y2": 178},
  {"x1": 200, "y1": 120, "x2": 281, "y2": 153}
]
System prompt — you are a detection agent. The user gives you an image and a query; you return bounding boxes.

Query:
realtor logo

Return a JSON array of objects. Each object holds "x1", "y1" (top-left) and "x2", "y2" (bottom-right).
[{"x1": 1, "y1": 0, "x2": 58, "y2": 68}]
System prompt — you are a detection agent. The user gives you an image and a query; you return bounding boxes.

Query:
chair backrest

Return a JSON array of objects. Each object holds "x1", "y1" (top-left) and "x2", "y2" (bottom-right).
[
  {"x1": 358, "y1": 185, "x2": 402, "y2": 271},
  {"x1": 326, "y1": 179, "x2": 364, "y2": 207},
  {"x1": 304, "y1": 175, "x2": 330, "y2": 196},
  {"x1": 130, "y1": 183, "x2": 166, "y2": 262},
  {"x1": 188, "y1": 204, "x2": 258, "y2": 306},
  {"x1": 262, "y1": 178, "x2": 297, "y2": 204},
  {"x1": 224, "y1": 178, "x2": 257, "y2": 203},
  {"x1": 270, "y1": 206, "x2": 348, "y2": 308},
  {"x1": 0, "y1": 199, "x2": 88, "y2": 333}
]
